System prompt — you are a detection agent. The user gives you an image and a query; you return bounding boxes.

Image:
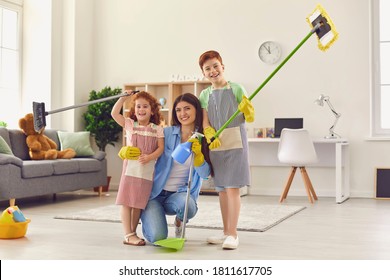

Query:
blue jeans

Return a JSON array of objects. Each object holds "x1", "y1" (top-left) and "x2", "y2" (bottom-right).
[{"x1": 141, "y1": 190, "x2": 198, "y2": 243}]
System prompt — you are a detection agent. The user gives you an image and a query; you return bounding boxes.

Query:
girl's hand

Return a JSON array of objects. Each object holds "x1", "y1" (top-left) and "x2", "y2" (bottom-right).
[
  {"x1": 138, "y1": 154, "x2": 151, "y2": 165},
  {"x1": 118, "y1": 146, "x2": 141, "y2": 160}
]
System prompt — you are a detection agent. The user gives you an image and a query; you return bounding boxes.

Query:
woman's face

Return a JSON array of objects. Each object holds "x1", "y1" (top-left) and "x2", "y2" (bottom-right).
[{"x1": 175, "y1": 101, "x2": 196, "y2": 126}]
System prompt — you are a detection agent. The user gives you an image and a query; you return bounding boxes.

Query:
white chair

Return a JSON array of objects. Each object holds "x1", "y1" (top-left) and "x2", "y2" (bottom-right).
[{"x1": 277, "y1": 128, "x2": 318, "y2": 203}]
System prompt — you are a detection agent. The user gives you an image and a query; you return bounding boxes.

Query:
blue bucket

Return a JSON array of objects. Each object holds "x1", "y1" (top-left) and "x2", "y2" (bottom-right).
[{"x1": 171, "y1": 142, "x2": 192, "y2": 164}]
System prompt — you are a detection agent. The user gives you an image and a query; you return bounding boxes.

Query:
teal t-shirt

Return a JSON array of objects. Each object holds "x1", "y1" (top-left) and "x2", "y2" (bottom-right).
[{"x1": 199, "y1": 81, "x2": 247, "y2": 110}]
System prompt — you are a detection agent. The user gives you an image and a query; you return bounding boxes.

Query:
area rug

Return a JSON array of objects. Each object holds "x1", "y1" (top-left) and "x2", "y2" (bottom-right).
[{"x1": 54, "y1": 199, "x2": 305, "y2": 232}]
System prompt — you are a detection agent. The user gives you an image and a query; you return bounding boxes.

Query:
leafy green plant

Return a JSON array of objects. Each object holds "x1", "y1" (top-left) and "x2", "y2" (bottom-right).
[
  {"x1": 0, "y1": 121, "x2": 7, "y2": 127},
  {"x1": 83, "y1": 87, "x2": 123, "y2": 152}
]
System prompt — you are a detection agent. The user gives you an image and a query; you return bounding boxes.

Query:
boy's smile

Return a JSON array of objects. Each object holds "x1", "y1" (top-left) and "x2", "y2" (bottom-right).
[{"x1": 202, "y1": 58, "x2": 226, "y2": 86}]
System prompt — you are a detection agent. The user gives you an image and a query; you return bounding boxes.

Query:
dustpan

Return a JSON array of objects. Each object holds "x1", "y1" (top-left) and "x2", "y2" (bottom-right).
[
  {"x1": 209, "y1": 4, "x2": 339, "y2": 143},
  {"x1": 154, "y1": 147, "x2": 195, "y2": 251},
  {"x1": 32, "y1": 90, "x2": 139, "y2": 133}
]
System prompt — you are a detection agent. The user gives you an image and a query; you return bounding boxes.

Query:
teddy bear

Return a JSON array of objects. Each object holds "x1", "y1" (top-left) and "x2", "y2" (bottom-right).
[{"x1": 18, "y1": 113, "x2": 76, "y2": 160}]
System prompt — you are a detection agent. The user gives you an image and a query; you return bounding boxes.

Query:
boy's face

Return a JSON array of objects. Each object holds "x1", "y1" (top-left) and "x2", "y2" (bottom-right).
[{"x1": 202, "y1": 58, "x2": 225, "y2": 84}]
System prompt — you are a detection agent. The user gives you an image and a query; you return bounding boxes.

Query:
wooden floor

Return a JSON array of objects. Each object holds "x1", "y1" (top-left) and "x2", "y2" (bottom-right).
[{"x1": 1, "y1": 190, "x2": 390, "y2": 260}]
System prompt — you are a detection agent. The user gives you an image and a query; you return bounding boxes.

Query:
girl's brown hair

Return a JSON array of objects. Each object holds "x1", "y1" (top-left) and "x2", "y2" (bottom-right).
[
  {"x1": 198, "y1": 50, "x2": 223, "y2": 70},
  {"x1": 128, "y1": 91, "x2": 162, "y2": 125}
]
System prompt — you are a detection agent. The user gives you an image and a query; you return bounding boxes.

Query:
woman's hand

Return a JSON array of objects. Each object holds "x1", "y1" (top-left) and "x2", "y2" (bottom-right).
[{"x1": 188, "y1": 138, "x2": 204, "y2": 166}]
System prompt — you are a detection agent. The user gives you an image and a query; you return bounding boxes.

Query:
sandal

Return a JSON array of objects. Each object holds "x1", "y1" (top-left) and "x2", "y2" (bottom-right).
[{"x1": 123, "y1": 232, "x2": 146, "y2": 246}]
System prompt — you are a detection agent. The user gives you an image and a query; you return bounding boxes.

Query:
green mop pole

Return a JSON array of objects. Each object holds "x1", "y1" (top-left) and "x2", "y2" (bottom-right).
[{"x1": 210, "y1": 24, "x2": 320, "y2": 142}]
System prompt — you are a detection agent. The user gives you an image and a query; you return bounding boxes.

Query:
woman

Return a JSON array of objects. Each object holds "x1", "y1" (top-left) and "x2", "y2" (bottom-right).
[{"x1": 141, "y1": 93, "x2": 211, "y2": 243}]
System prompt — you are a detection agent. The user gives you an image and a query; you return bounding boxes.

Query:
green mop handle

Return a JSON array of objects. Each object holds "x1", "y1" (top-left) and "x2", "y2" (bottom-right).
[{"x1": 210, "y1": 24, "x2": 320, "y2": 142}]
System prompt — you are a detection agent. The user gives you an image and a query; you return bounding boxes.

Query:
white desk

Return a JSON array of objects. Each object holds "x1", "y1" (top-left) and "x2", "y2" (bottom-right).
[{"x1": 248, "y1": 138, "x2": 350, "y2": 203}]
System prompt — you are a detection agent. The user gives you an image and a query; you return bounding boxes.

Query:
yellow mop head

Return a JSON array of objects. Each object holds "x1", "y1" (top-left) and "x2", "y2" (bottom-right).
[{"x1": 307, "y1": 4, "x2": 339, "y2": 51}]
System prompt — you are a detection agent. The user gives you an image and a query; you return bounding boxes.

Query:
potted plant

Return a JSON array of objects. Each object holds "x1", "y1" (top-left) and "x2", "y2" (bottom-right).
[
  {"x1": 0, "y1": 121, "x2": 7, "y2": 127},
  {"x1": 83, "y1": 86, "x2": 123, "y2": 192}
]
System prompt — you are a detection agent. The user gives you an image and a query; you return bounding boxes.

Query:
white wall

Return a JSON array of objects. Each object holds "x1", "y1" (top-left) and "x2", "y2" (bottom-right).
[{"x1": 23, "y1": 0, "x2": 390, "y2": 198}]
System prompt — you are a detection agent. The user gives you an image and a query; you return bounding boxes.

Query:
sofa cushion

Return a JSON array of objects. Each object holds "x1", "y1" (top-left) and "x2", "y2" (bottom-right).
[
  {"x1": 74, "y1": 158, "x2": 102, "y2": 172},
  {"x1": 8, "y1": 129, "x2": 29, "y2": 160},
  {"x1": 51, "y1": 159, "x2": 80, "y2": 175},
  {"x1": 44, "y1": 129, "x2": 60, "y2": 148},
  {"x1": 0, "y1": 136, "x2": 14, "y2": 155},
  {"x1": 0, "y1": 127, "x2": 11, "y2": 146},
  {"x1": 57, "y1": 131, "x2": 95, "y2": 157},
  {"x1": 21, "y1": 161, "x2": 54, "y2": 178}
]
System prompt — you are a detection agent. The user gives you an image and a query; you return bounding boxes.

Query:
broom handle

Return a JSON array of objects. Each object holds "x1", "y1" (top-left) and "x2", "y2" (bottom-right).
[
  {"x1": 46, "y1": 92, "x2": 137, "y2": 115},
  {"x1": 211, "y1": 24, "x2": 320, "y2": 142},
  {"x1": 181, "y1": 153, "x2": 194, "y2": 239}
]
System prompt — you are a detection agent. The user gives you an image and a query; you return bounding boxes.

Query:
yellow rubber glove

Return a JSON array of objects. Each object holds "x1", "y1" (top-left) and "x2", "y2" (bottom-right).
[
  {"x1": 203, "y1": 126, "x2": 221, "y2": 150},
  {"x1": 188, "y1": 138, "x2": 204, "y2": 167},
  {"x1": 238, "y1": 96, "x2": 255, "y2": 123},
  {"x1": 118, "y1": 146, "x2": 141, "y2": 160}
]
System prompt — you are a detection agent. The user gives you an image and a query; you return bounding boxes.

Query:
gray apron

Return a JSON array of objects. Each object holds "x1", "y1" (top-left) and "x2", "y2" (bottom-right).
[{"x1": 207, "y1": 86, "x2": 250, "y2": 187}]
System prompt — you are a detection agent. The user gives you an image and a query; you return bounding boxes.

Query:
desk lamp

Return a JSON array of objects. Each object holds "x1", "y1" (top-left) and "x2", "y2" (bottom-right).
[{"x1": 314, "y1": 94, "x2": 341, "y2": 138}]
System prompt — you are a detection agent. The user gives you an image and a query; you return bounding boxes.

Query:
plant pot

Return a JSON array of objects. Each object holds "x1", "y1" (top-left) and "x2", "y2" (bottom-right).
[{"x1": 94, "y1": 176, "x2": 111, "y2": 193}]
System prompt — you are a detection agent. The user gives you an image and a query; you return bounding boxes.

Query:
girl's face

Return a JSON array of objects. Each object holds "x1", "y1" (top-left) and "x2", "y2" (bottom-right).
[
  {"x1": 202, "y1": 57, "x2": 225, "y2": 83},
  {"x1": 175, "y1": 101, "x2": 196, "y2": 126},
  {"x1": 135, "y1": 98, "x2": 152, "y2": 125}
]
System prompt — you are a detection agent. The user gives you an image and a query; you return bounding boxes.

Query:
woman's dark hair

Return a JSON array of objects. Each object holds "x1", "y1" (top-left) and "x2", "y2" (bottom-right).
[{"x1": 171, "y1": 93, "x2": 213, "y2": 175}]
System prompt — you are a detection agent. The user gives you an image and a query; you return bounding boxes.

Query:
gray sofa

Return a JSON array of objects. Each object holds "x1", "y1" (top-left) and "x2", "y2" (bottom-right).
[{"x1": 0, "y1": 127, "x2": 107, "y2": 206}]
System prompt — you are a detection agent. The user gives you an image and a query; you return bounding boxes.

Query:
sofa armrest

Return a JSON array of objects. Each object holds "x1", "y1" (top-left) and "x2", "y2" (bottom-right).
[
  {"x1": 92, "y1": 151, "x2": 106, "y2": 161},
  {"x1": 0, "y1": 154, "x2": 23, "y2": 167}
]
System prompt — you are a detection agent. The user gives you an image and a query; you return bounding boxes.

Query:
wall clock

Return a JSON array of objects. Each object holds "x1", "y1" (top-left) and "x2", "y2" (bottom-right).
[{"x1": 258, "y1": 41, "x2": 282, "y2": 64}]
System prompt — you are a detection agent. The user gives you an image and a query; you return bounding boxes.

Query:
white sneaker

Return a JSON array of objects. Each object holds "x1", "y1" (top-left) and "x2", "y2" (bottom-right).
[
  {"x1": 174, "y1": 218, "x2": 182, "y2": 238},
  {"x1": 222, "y1": 235, "x2": 239, "y2": 250},
  {"x1": 207, "y1": 233, "x2": 228, "y2": 244}
]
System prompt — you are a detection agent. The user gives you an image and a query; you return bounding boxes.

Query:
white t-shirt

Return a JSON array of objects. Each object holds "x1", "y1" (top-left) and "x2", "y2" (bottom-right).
[{"x1": 163, "y1": 155, "x2": 191, "y2": 192}]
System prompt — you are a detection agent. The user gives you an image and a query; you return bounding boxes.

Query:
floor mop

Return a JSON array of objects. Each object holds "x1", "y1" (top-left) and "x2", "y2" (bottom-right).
[
  {"x1": 210, "y1": 4, "x2": 339, "y2": 143},
  {"x1": 32, "y1": 91, "x2": 139, "y2": 133}
]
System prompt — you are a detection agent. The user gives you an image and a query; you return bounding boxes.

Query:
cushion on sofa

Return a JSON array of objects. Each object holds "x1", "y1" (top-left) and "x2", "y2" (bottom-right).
[
  {"x1": 44, "y1": 129, "x2": 61, "y2": 148},
  {"x1": 0, "y1": 136, "x2": 14, "y2": 155},
  {"x1": 21, "y1": 161, "x2": 54, "y2": 178},
  {"x1": 74, "y1": 158, "x2": 102, "y2": 172},
  {"x1": 0, "y1": 127, "x2": 11, "y2": 145},
  {"x1": 57, "y1": 131, "x2": 95, "y2": 157},
  {"x1": 51, "y1": 159, "x2": 80, "y2": 175},
  {"x1": 8, "y1": 129, "x2": 29, "y2": 160}
]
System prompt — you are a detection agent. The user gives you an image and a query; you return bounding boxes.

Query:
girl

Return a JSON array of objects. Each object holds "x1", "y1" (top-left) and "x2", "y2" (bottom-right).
[
  {"x1": 198, "y1": 50, "x2": 254, "y2": 250},
  {"x1": 111, "y1": 91, "x2": 164, "y2": 246}
]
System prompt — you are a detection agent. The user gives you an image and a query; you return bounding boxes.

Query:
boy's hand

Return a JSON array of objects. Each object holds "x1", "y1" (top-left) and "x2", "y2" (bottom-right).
[
  {"x1": 238, "y1": 96, "x2": 255, "y2": 123},
  {"x1": 204, "y1": 126, "x2": 221, "y2": 149},
  {"x1": 188, "y1": 138, "x2": 204, "y2": 166},
  {"x1": 118, "y1": 146, "x2": 141, "y2": 160}
]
